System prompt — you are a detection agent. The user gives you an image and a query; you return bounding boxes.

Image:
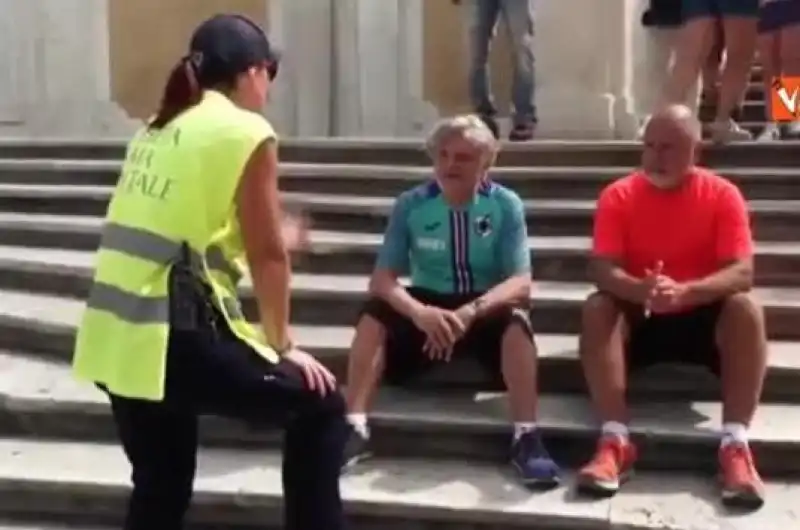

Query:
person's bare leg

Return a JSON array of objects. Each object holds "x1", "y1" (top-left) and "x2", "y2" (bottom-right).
[
  {"x1": 576, "y1": 292, "x2": 635, "y2": 496},
  {"x1": 779, "y1": 24, "x2": 800, "y2": 137},
  {"x1": 716, "y1": 293, "x2": 767, "y2": 430},
  {"x1": 715, "y1": 293, "x2": 767, "y2": 507},
  {"x1": 637, "y1": 27, "x2": 679, "y2": 138},
  {"x1": 344, "y1": 315, "x2": 386, "y2": 415},
  {"x1": 501, "y1": 316, "x2": 561, "y2": 487},
  {"x1": 701, "y1": 23, "x2": 724, "y2": 103},
  {"x1": 711, "y1": 16, "x2": 758, "y2": 141},
  {"x1": 342, "y1": 314, "x2": 387, "y2": 467},
  {"x1": 695, "y1": 20, "x2": 724, "y2": 134},
  {"x1": 780, "y1": 24, "x2": 800, "y2": 78},
  {"x1": 756, "y1": 31, "x2": 781, "y2": 140},
  {"x1": 500, "y1": 322, "x2": 538, "y2": 424},
  {"x1": 578, "y1": 292, "x2": 629, "y2": 424},
  {"x1": 662, "y1": 17, "x2": 716, "y2": 107}
]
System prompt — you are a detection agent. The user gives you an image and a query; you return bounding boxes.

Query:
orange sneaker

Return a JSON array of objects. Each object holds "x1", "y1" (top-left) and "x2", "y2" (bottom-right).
[
  {"x1": 576, "y1": 436, "x2": 637, "y2": 497},
  {"x1": 719, "y1": 442, "x2": 765, "y2": 509}
]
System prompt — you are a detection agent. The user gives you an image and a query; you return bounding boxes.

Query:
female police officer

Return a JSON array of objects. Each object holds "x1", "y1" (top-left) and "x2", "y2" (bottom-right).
[{"x1": 72, "y1": 14, "x2": 348, "y2": 530}]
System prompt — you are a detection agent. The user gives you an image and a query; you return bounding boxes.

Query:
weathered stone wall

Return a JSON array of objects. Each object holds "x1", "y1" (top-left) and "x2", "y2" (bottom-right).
[
  {"x1": 0, "y1": 0, "x2": 642, "y2": 139},
  {"x1": 109, "y1": 0, "x2": 268, "y2": 121}
]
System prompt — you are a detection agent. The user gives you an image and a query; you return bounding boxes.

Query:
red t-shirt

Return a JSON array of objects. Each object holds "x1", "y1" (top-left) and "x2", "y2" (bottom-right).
[{"x1": 592, "y1": 168, "x2": 753, "y2": 282}]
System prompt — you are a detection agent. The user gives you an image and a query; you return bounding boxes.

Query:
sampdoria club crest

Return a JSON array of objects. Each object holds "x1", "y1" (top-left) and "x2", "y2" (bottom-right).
[{"x1": 474, "y1": 215, "x2": 492, "y2": 237}]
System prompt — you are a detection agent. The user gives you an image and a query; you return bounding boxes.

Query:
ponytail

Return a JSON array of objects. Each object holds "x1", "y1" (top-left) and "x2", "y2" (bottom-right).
[{"x1": 149, "y1": 55, "x2": 203, "y2": 130}]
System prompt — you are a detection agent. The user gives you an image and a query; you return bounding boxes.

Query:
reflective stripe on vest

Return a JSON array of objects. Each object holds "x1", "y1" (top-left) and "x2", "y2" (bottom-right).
[
  {"x1": 99, "y1": 223, "x2": 242, "y2": 284},
  {"x1": 87, "y1": 222, "x2": 245, "y2": 323}
]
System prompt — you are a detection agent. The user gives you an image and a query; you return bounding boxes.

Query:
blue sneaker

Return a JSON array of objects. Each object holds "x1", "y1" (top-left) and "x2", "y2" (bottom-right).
[{"x1": 511, "y1": 431, "x2": 561, "y2": 488}]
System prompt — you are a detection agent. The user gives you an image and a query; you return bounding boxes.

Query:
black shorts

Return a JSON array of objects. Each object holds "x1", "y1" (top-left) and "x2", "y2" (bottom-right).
[
  {"x1": 614, "y1": 297, "x2": 723, "y2": 376},
  {"x1": 759, "y1": 0, "x2": 800, "y2": 33},
  {"x1": 682, "y1": 0, "x2": 760, "y2": 20},
  {"x1": 361, "y1": 287, "x2": 533, "y2": 385}
]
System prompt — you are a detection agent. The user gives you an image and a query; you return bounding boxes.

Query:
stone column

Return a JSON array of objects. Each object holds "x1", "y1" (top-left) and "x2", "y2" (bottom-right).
[
  {"x1": 266, "y1": 0, "x2": 333, "y2": 137},
  {"x1": 264, "y1": 0, "x2": 294, "y2": 135},
  {"x1": 606, "y1": 0, "x2": 640, "y2": 139},
  {"x1": 395, "y1": 0, "x2": 441, "y2": 136},
  {"x1": 330, "y1": 0, "x2": 439, "y2": 137},
  {"x1": 0, "y1": 0, "x2": 31, "y2": 128},
  {"x1": 631, "y1": 0, "x2": 659, "y2": 119},
  {"x1": 334, "y1": 0, "x2": 402, "y2": 136},
  {"x1": 4, "y1": 0, "x2": 139, "y2": 138},
  {"x1": 534, "y1": 0, "x2": 638, "y2": 139},
  {"x1": 330, "y1": 0, "x2": 362, "y2": 136}
]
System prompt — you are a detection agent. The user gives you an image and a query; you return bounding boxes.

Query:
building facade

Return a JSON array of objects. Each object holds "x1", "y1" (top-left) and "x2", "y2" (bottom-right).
[{"x1": 0, "y1": 0, "x2": 655, "y2": 140}]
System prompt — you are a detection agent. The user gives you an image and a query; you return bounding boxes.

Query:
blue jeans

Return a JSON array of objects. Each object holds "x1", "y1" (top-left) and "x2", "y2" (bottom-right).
[{"x1": 467, "y1": 0, "x2": 537, "y2": 126}]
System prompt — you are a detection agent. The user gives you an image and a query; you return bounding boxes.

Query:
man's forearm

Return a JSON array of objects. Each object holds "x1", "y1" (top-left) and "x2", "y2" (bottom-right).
[
  {"x1": 589, "y1": 259, "x2": 646, "y2": 304},
  {"x1": 472, "y1": 275, "x2": 531, "y2": 318},
  {"x1": 685, "y1": 260, "x2": 753, "y2": 306},
  {"x1": 371, "y1": 277, "x2": 426, "y2": 320}
]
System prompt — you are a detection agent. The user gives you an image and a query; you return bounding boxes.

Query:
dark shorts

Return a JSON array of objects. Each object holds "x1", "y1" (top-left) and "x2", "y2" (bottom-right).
[
  {"x1": 759, "y1": 0, "x2": 800, "y2": 33},
  {"x1": 682, "y1": 0, "x2": 760, "y2": 20},
  {"x1": 361, "y1": 287, "x2": 533, "y2": 385},
  {"x1": 614, "y1": 297, "x2": 723, "y2": 376}
]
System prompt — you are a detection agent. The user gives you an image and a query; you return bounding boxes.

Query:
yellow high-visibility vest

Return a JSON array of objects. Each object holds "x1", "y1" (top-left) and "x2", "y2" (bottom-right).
[{"x1": 73, "y1": 90, "x2": 279, "y2": 401}]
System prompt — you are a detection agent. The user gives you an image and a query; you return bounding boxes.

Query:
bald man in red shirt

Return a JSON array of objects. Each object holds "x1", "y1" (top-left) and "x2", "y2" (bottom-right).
[{"x1": 576, "y1": 105, "x2": 768, "y2": 509}]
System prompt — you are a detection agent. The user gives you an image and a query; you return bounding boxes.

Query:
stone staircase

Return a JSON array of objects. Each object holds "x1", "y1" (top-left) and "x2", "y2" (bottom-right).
[{"x1": 0, "y1": 139, "x2": 796, "y2": 529}]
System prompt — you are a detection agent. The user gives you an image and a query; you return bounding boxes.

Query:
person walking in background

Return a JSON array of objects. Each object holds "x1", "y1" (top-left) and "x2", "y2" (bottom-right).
[
  {"x1": 453, "y1": 0, "x2": 537, "y2": 141},
  {"x1": 638, "y1": 0, "x2": 698, "y2": 130},
  {"x1": 698, "y1": 26, "x2": 749, "y2": 130},
  {"x1": 756, "y1": 0, "x2": 800, "y2": 141},
  {"x1": 638, "y1": 2, "x2": 727, "y2": 135},
  {"x1": 662, "y1": 0, "x2": 759, "y2": 143},
  {"x1": 700, "y1": 24, "x2": 725, "y2": 109}
]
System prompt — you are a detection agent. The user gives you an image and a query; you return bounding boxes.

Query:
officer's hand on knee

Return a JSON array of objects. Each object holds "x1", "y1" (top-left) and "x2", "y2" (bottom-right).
[{"x1": 284, "y1": 348, "x2": 337, "y2": 396}]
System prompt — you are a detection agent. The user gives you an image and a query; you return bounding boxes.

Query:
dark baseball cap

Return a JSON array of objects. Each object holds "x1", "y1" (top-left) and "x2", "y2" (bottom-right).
[{"x1": 188, "y1": 14, "x2": 281, "y2": 85}]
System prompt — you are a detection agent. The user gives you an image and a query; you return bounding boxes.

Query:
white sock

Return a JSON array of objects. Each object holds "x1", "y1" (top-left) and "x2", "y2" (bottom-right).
[
  {"x1": 513, "y1": 422, "x2": 537, "y2": 441},
  {"x1": 346, "y1": 413, "x2": 369, "y2": 437},
  {"x1": 721, "y1": 422, "x2": 748, "y2": 448},
  {"x1": 601, "y1": 421, "x2": 629, "y2": 441}
]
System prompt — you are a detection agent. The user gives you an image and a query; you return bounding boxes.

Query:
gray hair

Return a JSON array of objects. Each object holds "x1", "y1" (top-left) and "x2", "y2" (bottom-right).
[{"x1": 424, "y1": 114, "x2": 499, "y2": 162}]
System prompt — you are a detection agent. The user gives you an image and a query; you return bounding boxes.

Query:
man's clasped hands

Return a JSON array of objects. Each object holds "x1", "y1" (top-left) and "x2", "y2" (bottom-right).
[
  {"x1": 412, "y1": 302, "x2": 479, "y2": 361},
  {"x1": 643, "y1": 260, "x2": 693, "y2": 315}
]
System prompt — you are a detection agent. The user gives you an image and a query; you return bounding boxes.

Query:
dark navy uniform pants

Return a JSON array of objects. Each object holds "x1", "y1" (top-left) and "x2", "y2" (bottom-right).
[{"x1": 107, "y1": 322, "x2": 348, "y2": 530}]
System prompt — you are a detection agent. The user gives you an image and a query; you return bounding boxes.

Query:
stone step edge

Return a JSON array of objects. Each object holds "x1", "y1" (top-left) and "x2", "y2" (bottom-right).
[
  {"x1": 1, "y1": 136, "x2": 799, "y2": 150},
  {"x1": 0, "y1": 283, "x2": 797, "y2": 359},
  {"x1": 1, "y1": 185, "x2": 799, "y2": 215},
  {"x1": 0, "y1": 438, "x2": 595, "y2": 529},
  {"x1": 2, "y1": 231, "x2": 798, "y2": 260},
  {"x1": 1, "y1": 261, "x2": 797, "y2": 312},
  {"x1": 2, "y1": 189, "x2": 799, "y2": 225},
  {"x1": 2, "y1": 310, "x2": 799, "y2": 403},
  {"x1": 3, "y1": 265, "x2": 800, "y2": 338},
  {"x1": 1, "y1": 308, "x2": 796, "y2": 381},
  {"x1": 1, "y1": 159, "x2": 800, "y2": 178},
  {"x1": 0, "y1": 440, "x2": 800, "y2": 530},
  {"x1": 2, "y1": 349, "x2": 800, "y2": 456},
  {"x1": 3, "y1": 437, "x2": 794, "y2": 530},
  {"x1": 2, "y1": 222, "x2": 800, "y2": 257}
]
